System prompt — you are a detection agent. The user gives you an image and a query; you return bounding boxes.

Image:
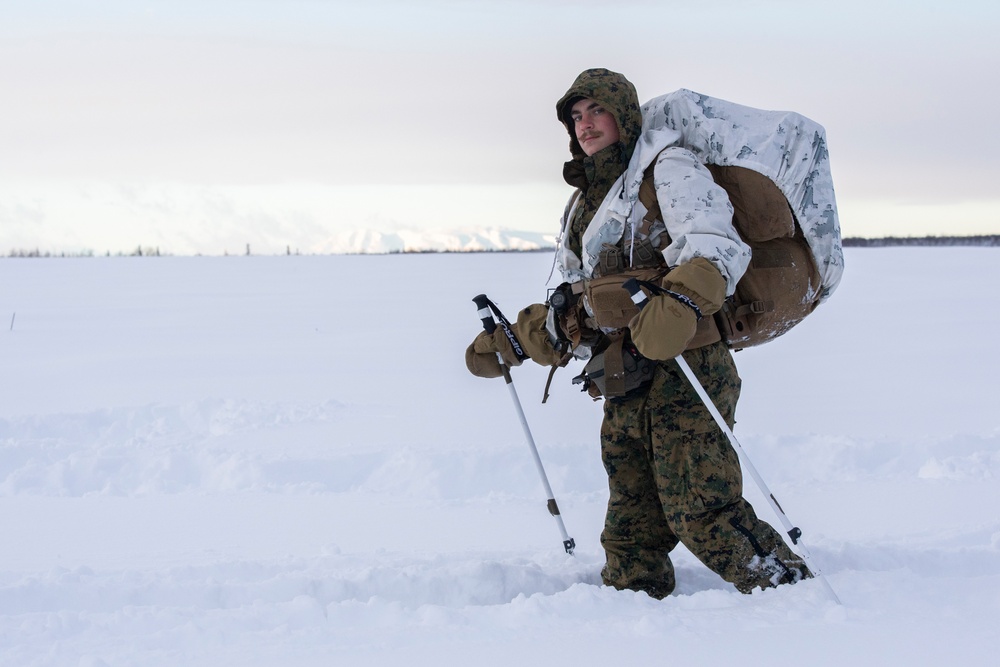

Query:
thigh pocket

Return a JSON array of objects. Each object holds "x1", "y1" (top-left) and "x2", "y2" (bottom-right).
[{"x1": 659, "y1": 428, "x2": 743, "y2": 514}]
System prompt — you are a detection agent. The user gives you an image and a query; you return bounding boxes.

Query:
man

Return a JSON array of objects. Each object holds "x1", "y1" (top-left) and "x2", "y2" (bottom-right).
[{"x1": 466, "y1": 68, "x2": 810, "y2": 598}]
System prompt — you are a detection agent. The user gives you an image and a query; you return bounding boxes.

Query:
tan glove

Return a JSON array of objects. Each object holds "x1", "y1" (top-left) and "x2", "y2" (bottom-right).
[
  {"x1": 465, "y1": 328, "x2": 522, "y2": 379},
  {"x1": 629, "y1": 258, "x2": 727, "y2": 361},
  {"x1": 514, "y1": 303, "x2": 565, "y2": 366},
  {"x1": 465, "y1": 303, "x2": 563, "y2": 378},
  {"x1": 660, "y1": 257, "x2": 727, "y2": 317}
]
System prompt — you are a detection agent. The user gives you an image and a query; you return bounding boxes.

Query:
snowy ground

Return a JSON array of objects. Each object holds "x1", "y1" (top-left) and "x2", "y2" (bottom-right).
[{"x1": 1, "y1": 248, "x2": 998, "y2": 666}]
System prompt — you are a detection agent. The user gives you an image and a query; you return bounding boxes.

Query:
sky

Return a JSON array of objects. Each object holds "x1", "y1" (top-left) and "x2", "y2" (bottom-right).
[{"x1": 2, "y1": 0, "x2": 999, "y2": 255}]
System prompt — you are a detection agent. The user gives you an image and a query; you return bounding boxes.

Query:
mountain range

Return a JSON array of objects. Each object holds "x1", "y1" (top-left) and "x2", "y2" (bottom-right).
[{"x1": 315, "y1": 227, "x2": 557, "y2": 254}]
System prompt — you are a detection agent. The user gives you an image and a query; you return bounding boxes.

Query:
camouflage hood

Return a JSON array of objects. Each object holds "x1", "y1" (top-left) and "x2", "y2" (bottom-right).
[{"x1": 556, "y1": 68, "x2": 643, "y2": 166}]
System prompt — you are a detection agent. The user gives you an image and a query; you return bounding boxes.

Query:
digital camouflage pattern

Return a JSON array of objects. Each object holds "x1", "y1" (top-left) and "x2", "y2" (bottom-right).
[
  {"x1": 555, "y1": 69, "x2": 643, "y2": 260},
  {"x1": 600, "y1": 341, "x2": 810, "y2": 596},
  {"x1": 556, "y1": 68, "x2": 643, "y2": 163}
]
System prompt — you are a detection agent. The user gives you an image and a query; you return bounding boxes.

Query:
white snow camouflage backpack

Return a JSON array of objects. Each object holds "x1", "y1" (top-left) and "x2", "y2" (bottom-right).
[{"x1": 637, "y1": 89, "x2": 845, "y2": 348}]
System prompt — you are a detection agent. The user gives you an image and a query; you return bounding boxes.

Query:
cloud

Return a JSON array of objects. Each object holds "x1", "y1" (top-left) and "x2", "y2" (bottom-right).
[{"x1": 2, "y1": 0, "x2": 998, "y2": 250}]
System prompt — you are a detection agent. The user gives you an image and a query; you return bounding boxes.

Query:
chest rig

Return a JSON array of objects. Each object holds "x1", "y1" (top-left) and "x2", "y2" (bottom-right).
[{"x1": 556, "y1": 172, "x2": 721, "y2": 399}]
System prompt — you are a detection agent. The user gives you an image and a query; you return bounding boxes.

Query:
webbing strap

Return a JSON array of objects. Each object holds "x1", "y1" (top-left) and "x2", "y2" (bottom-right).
[
  {"x1": 542, "y1": 351, "x2": 574, "y2": 404},
  {"x1": 603, "y1": 331, "x2": 626, "y2": 398},
  {"x1": 734, "y1": 300, "x2": 775, "y2": 318},
  {"x1": 481, "y1": 296, "x2": 530, "y2": 363},
  {"x1": 637, "y1": 165, "x2": 660, "y2": 238},
  {"x1": 558, "y1": 282, "x2": 587, "y2": 349}
]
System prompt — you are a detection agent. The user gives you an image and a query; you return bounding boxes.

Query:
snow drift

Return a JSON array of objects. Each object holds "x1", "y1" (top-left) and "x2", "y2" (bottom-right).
[{"x1": 1, "y1": 248, "x2": 997, "y2": 666}]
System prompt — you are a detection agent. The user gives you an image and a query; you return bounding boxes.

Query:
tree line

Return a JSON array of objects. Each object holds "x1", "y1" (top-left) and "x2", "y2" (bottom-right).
[
  {"x1": 6, "y1": 235, "x2": 1000, "y2": 258},
  {"x1": 842, "y1": 235, "x2": 1000, "y2": 247}
]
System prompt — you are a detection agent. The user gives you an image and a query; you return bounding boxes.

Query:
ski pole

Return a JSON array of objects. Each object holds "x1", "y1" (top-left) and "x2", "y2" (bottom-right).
[
  {"x1": 472, "y1": 294, "x2": 576, "y2": 555},
  {"x1": 623, "y1": 279, "x2": 841, "y2": 604}
]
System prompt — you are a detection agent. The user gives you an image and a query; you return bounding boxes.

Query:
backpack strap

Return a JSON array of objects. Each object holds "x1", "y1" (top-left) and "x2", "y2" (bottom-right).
[
  {"x1": 637, "y1": 163, "x2": 668, "y2": 251},
  {"x1": 554, "y1": 280, "x2": 589, "y2": 349}
]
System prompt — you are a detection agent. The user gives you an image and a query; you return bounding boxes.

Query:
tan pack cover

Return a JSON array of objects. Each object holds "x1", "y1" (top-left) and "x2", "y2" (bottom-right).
[{"x1": 640, "y1": 164, "x2": 822, "y2": 350}]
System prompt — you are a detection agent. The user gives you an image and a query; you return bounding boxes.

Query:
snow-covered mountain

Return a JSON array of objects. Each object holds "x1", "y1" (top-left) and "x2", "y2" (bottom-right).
[{"x1": 315, "y1": 227, "x2": 556, "y2": 254}]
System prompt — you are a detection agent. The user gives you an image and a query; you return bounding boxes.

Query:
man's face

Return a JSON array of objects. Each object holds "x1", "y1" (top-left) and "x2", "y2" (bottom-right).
[{"x1": 570, "y1": 97, "x2": 620, "y2": 157}]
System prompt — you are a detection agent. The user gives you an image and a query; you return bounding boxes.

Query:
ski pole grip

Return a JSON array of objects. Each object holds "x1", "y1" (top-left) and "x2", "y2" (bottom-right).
[
  {"x1": 622, "y1": 278, "x2": 649, "y2": 310},
  {"x1": 472, "y1": 294, "x2": 497, "y2": 334}
]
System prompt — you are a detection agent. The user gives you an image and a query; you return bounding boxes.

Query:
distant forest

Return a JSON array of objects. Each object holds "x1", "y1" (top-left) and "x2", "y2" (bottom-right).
[
  {"x1": 842, "y1": 235, "x2": 1000, "y2": 247},
  {"x1": 6, "y1": 235, "x2": 1000, "y2": 258}
]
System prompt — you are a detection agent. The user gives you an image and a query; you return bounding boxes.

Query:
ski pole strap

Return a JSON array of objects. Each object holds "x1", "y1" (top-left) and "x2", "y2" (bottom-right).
[
  {"x1": 622, "y1": 278, "x2": 703, "y2": 320},
  {"x1": 622, "y1": 277, "x2": 650, "y2": 309},
  {"x1": 472, "y1": 294, "x2": 530, "y2": 363}
]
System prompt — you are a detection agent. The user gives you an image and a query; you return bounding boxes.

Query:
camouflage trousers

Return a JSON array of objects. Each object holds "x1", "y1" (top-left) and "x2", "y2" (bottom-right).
[{"x1": 599, "y1": 340, "x2": 810, "y2": 597}]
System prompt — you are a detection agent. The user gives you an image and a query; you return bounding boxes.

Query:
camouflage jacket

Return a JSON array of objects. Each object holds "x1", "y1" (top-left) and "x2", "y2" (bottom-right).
[{"x1": 554, "y1": 125, "x2": 752, "y2": 296}]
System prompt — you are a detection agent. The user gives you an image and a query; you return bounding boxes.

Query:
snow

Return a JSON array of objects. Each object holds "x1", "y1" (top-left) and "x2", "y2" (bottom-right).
[
  {"x1": 315, "y1": 227, "x2": 556, "y2": 254},
  {"x1": 1, "y1": 248, "x2": 998, "y2": 666}
]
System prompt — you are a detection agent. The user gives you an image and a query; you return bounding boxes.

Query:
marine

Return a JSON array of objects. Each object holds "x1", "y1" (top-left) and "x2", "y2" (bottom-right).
[{"x1": 467, "y1": 68, "x2": 810, "y2": 597}]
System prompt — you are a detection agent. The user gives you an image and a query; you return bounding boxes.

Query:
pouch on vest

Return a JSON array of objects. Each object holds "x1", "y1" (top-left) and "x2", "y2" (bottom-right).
[
  {"x1": 585, "y1": 266, "x2": 666, "y2": 330},
  {"x1": 584, "y1": 252, "x2": 721, "y2": 351},
  {"x1": 572, "y1": 331, "x2": 655, "y2": 399}
]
